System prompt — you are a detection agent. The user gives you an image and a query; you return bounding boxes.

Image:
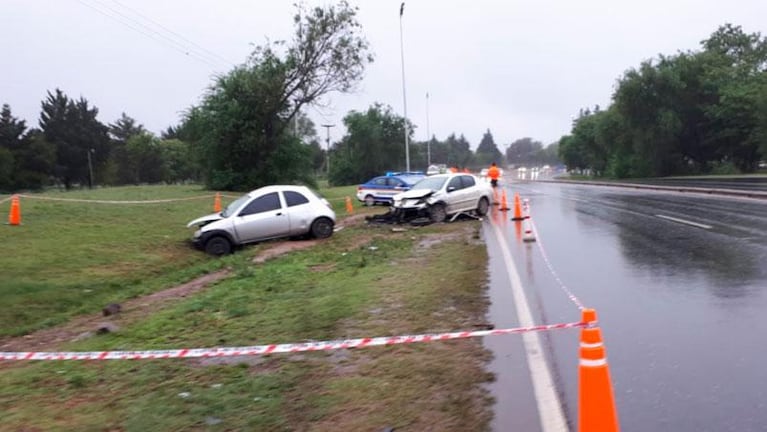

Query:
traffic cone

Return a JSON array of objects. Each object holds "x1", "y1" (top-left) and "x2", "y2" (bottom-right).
[
  {"x1": 499, "y1": 189, "x2": 510, "y2": 211},
  {"x1": 7, "y1": 195, "x2": 21, "y2": 226},
  {"x1": 522, "y1": 218, "x2": 536, "y2": 242},
  {"x1": 579, "y1": 308, "x2": 620, "y2": 432},
  {"x1": 213, "y1": 193, "x2": 222, "y2": 213},
  {"x1": 345, "y1": 196, "x2": 354, "y2": 214},
  {"x1": 522, "y1": 198, "x2": 531, "y2": 219},
  {"x1": 511, "y1": 193, "x2": 524, "y2": 221}
]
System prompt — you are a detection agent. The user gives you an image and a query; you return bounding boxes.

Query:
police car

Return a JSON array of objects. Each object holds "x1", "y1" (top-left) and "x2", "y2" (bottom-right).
[{"x1": 356, "y1": 172, "x2": 425, "y2": 206}]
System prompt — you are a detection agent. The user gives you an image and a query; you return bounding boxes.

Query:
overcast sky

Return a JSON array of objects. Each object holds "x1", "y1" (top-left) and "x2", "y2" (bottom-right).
[{"x1": 2, "y1": 0, "x2": 766, "y2": 150}]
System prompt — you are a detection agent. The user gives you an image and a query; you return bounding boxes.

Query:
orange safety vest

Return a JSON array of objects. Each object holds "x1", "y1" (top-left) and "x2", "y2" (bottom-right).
[{"x1": 488, "y1": 166, "x2": 500, "y2": 180}]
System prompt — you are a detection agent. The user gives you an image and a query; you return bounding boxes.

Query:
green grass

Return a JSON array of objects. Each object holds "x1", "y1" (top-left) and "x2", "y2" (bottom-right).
[{"x1": 0, "y1": 184, "x2": 492, "y2": 430}]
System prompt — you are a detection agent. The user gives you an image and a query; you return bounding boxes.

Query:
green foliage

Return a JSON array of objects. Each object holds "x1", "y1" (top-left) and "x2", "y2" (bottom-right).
[
  {"x1": 39, "y1": 89, "x2": 111, "y2": 189},
  {"x1": 558, "y1": 24, "x2": 767, "y2": 177},
  {"x1": 474, "y1": 129, "x2": 502, "y2": 166},
  {"x1": 184, "y1": 1, "x2": 372, "y2": 191},
  {"x1": 329, "y1": 103, "x2": 412, "y2": 185}
]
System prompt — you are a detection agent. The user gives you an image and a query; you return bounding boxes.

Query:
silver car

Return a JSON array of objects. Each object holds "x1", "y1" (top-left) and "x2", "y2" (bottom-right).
[
  {"x1": 390, "y1": 173, "x2": 493, "y2": 222},
  {"x1": 187, "y1": 185, "x2": 336, "y2": 256}
]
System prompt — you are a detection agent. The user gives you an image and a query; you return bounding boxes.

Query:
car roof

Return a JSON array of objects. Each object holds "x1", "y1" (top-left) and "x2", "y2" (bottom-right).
[{"x1": 247, "y1": 185, "x2": 310, "y2": 196}]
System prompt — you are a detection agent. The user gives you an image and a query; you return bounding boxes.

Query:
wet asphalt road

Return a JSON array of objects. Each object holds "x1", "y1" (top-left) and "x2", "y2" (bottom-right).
[
  {"x1": 482, "y1": 180, "x2": 767, "y2": 431},
  {"x1": 622, "y1": 176, "x2": 767, "y2": 192}
]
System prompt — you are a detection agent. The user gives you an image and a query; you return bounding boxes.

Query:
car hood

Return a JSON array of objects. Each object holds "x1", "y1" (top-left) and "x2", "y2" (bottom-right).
[
  {"x1": 186, "y1": 213, "x2": 224, "y2": 228},
  {"x1": 396, "y1": 188, "x2": 436, "y2": 199}
]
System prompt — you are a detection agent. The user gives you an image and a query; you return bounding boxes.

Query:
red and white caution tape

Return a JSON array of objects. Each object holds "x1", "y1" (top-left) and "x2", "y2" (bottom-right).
[
  {"x1": 0, "y1": 321, "x2": 588, "y2": 361},
  {"x1": 529, "y1": 218, "x2": 587, "y2": 310}
]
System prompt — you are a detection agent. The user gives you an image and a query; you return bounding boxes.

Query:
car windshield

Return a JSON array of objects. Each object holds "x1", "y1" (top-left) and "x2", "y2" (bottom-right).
[
  {"x1": 221, "y1": 194, "x2": 250, "y2": 217},
  {"x1": 411, "y1": 176, "x2": 448, "y2": 191}
]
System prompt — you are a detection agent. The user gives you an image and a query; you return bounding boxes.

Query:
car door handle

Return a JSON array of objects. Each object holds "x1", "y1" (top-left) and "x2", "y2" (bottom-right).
[{"x1": 276, "y1": 212, "x2": 283, "y2": 216}]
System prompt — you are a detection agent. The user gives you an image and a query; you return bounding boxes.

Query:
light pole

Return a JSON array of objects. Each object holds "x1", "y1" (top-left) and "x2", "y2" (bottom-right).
[
  {"x1": 321, "y1": 124, "x2": 335, "y2": 176},
  {"x1": 87, "y1": 148, "x2": 95, "y2": 189},
  {"x1": 399, "y1": 2, "x2": 410, "y2": 172},
  {"x1": 426, "y1": 91, "x2": 431, "y2": 166}
]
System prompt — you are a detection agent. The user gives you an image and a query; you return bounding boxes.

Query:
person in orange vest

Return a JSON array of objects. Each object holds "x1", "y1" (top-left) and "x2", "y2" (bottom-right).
[
  {"x1": 488, "y1": 162, "x2": 500, "y2": 187},
  {"x1": 449, "y1": 166, "x2": 458, "y2": 173}
]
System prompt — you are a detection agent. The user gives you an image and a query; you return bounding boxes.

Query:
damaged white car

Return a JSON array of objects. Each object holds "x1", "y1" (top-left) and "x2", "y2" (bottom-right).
[{"x1": 390, "y1": 173, "x2": 493, "y2": 223}]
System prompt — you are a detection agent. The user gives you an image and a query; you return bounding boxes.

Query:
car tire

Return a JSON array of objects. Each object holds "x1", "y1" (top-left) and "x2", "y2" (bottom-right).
[
  {"x1": 364, "y1": 195, "x2": 375, "y2": 207},
  {"x1": 428, "y1": 203, "x2": 447, "y2": 223},
  {"x1": 204, "y1": 236, "x2": 232, "y2": 256},
  {"x1": 311, "y1": 217, "x2": 334, "y2": 239},
  {"x1": 476, "y1": 197, "x2": 490, "y2": 216}
]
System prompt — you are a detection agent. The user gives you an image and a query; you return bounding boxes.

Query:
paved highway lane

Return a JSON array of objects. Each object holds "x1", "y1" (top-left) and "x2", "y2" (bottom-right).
[{"x1": 483, "y1": 181, "x2": 767, "y2": 431}]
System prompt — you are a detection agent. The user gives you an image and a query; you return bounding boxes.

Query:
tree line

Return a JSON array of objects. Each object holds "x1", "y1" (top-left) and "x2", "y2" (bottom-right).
[
  {"x1": 2, "y1": 1, "x2": 561, "y2": 193},
  {"x1": 558, "y1": 24, "x2": 767, "y2": 178}
]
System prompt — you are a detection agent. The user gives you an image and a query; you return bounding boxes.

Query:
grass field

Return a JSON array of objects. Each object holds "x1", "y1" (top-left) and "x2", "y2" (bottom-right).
[{"x1": 0, "y1": 184, "x2": 493, "y2": 431}]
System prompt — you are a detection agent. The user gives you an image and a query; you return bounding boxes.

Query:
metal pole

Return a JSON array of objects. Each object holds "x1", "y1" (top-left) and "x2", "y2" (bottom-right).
[
  {"x1": 426, "y1": 91, "x2": 430, "y2": 165},
  {"x1": 399, "y1": 2, "x2": 410, "y2": 172},
  {"x1": 321, "y1": 124, "x2": 335, "y2": 176},
  {"x1": 87, "y1": 149, "x2": 94, "y2": 189}
]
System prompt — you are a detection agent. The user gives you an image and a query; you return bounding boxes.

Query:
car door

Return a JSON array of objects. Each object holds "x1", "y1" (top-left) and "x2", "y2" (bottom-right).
[
  {"x1": 459, "y1": 175, "x2": 479, "y2": 211},
  {"x1": 282, "y1": 190, "x2": 313, "y2": 235},
  {"x1": 444, "y1": 176, "x2": 465, "y2": 214},
  {"x1": 233, "y1": 191, "x2": 290, "y2": 243}
]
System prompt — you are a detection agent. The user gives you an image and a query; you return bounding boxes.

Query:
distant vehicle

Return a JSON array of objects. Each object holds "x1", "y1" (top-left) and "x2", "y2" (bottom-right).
[
  {"x1": 390, "y1": 173, "x2": 493, "y2": 223},
  {"x1": 356, "y1": 173, "x2": 426, "y2": 206},
  {"x1": 426, "y1": 164, "x2": 448, "y2": 175},
  {"x1": 187, "y1": 185, "x2": 336, "y2": 256}
]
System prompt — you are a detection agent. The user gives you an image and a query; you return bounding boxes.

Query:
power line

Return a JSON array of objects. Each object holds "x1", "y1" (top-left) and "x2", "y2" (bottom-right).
[
  {"x1": 85, "y1": 0, "x2": 227, "y2": 67},
  {"x1": 110, "y1": 0, "x2": 236, "y2": 67},
  {"x1": 75, "y1": 0, "x2": 226, "y2": 69}
]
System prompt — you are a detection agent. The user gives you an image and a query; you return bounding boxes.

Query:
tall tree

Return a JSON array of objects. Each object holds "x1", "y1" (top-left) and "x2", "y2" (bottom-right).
[
  {"x1": 506, "y1": 137, "x2": 544, "y2": 166},
  {"x1": 39, "y1": 89, "x2": 110, "y2": 188},
  {"x1": 184, "y1": 1, "x2": 372, "y2": 190},
  {"x1": 475, "y1": 129, "x2": 502, "y2": 166},
  {"x1": 329, "y1": 103, "x2": 412, "y2": 185}
]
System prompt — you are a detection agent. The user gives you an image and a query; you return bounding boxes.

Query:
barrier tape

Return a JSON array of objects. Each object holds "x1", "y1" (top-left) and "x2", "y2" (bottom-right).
[
  {"x1": 0, "y1": 321, "x2": 588, "y2": 361},
  {"x1": 17, "y1": 194, "x2": 215, "y2": 205},
  {"x1": 529, "y1": 218, "x2": 586, "y2": 310}
]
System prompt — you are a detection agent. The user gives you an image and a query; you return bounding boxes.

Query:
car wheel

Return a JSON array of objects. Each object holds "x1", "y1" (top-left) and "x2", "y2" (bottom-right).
[
  {"x1": 476, "y1": 197, "x2": 490, "y2": 216},
  {"x1": 364, "y1": 195, "x2": 375, "y2": 207},
  {"x1": 204, "y1": 236, "x2": 231, "y2": 256},
  {"x1": 311, "y1": 217, "x2": 334, "y2": 239},
  {"x1": 428, "y1": 203, "x2": 447, "y2": 223}
]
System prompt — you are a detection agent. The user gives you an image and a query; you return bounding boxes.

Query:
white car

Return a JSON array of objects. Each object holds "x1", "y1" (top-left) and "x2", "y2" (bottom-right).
[
  {"x1": 390, "y1": 173, "x2": 493, "y2": 223},
  {"x1": 187, "y1": 185, "x2": 336, "y2": 255}
]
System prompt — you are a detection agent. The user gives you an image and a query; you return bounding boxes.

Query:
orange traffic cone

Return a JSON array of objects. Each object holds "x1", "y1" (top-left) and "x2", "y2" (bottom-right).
[
  {"x1": 511, "y1": 193, "x2": 524, "y2": 221},
  {"x1": 213, "y1": 192, "x2": 222, "y2": 213},
  {"x1": 345, "y1": 196, "x2": 354, "y2": 214},
  {"x1": 499, "y1": 189, "x2": 510, "y2": 211},
  {"x1": 7, "y1": 195, "x2": 21, "y2": 226},
  {"x1": 579, "y1": 308, "x2": 620, "y2": 432}
]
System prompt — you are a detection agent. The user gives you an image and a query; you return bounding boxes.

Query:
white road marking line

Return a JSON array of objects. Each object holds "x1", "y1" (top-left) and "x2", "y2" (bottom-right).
[
  {"x1": 654, "y1": 214, "x2": 713, "y2": 230},
  {"x1": 490, "y1": 221, "x2": 569, "y2": 432}
]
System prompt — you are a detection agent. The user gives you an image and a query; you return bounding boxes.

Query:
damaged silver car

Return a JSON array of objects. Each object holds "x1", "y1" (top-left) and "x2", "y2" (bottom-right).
[{"x1": 390, "y1": 173, "x2": 493, "y2": 223}]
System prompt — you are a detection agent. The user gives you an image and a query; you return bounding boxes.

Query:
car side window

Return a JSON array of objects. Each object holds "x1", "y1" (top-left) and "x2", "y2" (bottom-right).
[
  {"x1": 373, "y1": 177, "x2": 387, "y2": 186},
  {"x1": 447, "y1": 176, "x2": 463, "y2": 191},
  {"x1": 239, "y1": 192, "x2": 281, "y2": 216},
  {"x1": 387, "y1": 178, "x2": 404, "y2": 187},
  {"x1": 284, "y1": 190, "x2": 309, "y2": 207},
  {"x1": 461, "y1": 175, "x2": 476, "y2": 188}
]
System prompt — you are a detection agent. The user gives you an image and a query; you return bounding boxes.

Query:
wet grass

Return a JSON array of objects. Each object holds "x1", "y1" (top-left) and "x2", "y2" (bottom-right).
[{"x1": 0, "y1": 185, "x2": 492, "y2": 431}]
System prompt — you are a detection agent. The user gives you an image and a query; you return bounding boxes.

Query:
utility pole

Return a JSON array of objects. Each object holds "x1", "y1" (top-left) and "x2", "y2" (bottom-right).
[
  {"x1": 426, "y1": 91, "x2": 431, "y2": 166},
  {"x1": 321, "y1": 124, "x2": 335, "y2": 176},
  {"x1": 87, "y1": 148, "x2": 95, "y2": 189},
  {"x1": 399, "y1": 2, "x2": 410, "y2": 172}
]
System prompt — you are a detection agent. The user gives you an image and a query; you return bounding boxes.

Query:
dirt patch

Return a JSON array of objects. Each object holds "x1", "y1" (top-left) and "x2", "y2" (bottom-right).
[{"x1": 0, "y1": 214, "x2": 372, "y2": 354}]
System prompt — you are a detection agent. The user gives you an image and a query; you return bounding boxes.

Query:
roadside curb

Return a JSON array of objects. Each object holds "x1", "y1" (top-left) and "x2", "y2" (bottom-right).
[{"x1": 538, "y1": 179, "x2": 767, "y2": 200}]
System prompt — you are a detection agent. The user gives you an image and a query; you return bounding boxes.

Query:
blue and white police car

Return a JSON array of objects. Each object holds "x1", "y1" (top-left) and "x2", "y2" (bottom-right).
[{"x1": 356, "y1": 172, "x2": 425, "y2": 206}]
